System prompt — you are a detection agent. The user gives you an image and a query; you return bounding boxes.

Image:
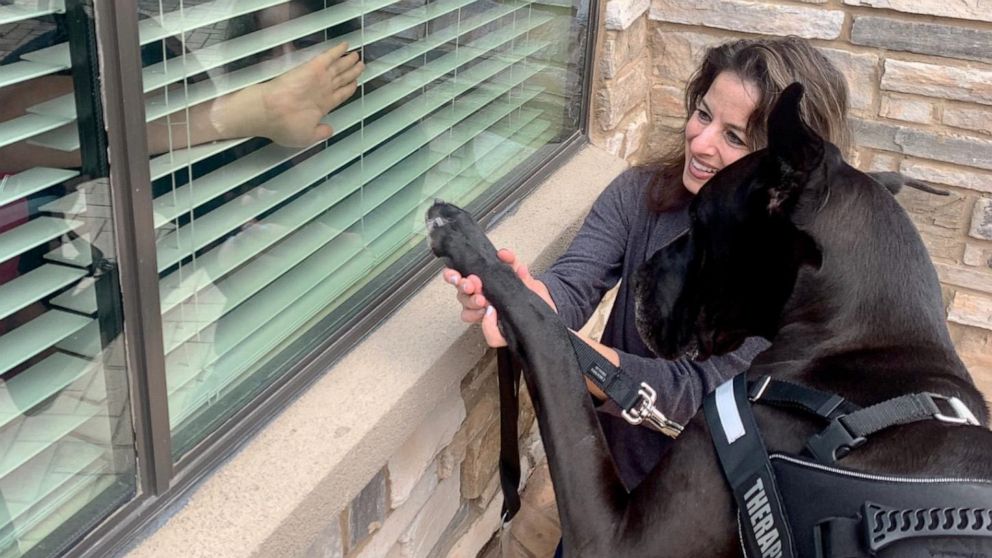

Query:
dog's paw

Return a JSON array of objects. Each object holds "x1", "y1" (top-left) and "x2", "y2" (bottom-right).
[{"x1": 425, "y1": 201, "x2": 498, "y2": 274}]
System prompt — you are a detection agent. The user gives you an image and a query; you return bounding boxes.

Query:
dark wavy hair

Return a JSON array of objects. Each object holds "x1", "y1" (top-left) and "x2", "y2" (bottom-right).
[{"x1": 645, "y1": 36, "x2": 850, "y2": 212}]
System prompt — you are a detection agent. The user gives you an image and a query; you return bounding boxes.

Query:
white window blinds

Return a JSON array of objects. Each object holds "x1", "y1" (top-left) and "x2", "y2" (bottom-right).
[{"x1": 131, "y1": 0, "x2": 578, "y2": 457}]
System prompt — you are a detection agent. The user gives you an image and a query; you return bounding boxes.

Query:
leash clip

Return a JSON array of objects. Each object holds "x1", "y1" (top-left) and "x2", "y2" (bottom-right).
[
  {"x1": 621, "y1": 382, "x2": 684, "y2": 438},
  {"x1": 927, "y1": 393, "x2": 980, "y2": 426}
]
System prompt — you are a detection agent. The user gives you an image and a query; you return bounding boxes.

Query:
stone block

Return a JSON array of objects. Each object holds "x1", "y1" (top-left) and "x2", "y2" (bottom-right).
[
  {"x1": 650, "y1": 84, "x2": 685, "y2": 121},
  {"x1": 650, "y1": 29, "x2": 725, "y2": 85},
  {"x1": 851, "y1": 118, "x2": 992, "y2": 172},
  {"x1": 949, "y1": 325, "x2": 992, "y2": 396},
  {"x1": 843, "y1": 0, "x2": 992, "y2": 23},
  {"x1": 907, "y1": 221, "x2": 964, "y2": 264},
  {"x1": 820, "y1": 48, "x2": 879, "y2": 114},
  {"x1": 896, "y1": 186, "x2": 968, "y2": 231},
  {"x1": 604, "y1": 0, "x2": 650, "y2": 30},
  {"x1": 882, "y1": 59, "x2": 992, "y2": 107},
  {"x1": 353, "y1": 463, "x2": 439, "y2": 558},
  {"x1": 851, "y1": 16, "x2": 992, "y2": 64},
  {"x1": 935, "y1": 262, "x2": 992, "y2": 295},
  {"x1": 964, "y1": 244, "x2": 992, "y2": 269},
  {"x1": 971, "y1": 198, "x2": 992, "y2": 241},
  {"x1": 880, "y1": 94, "x2": 935, "y2": 125},
  {"x1": 349, "y1": 469, "x2": 389, "y2": 550},
  {"x1": 304, "y1": 514, "x2": 345, "y2": 558},
  {"x1": 649, "y1": 0, "x2": 844, "y2": 39},
  {"x1": 390, "y1": 470, "x2": 462, "y2": 558},
  {"x1": 460, "y1": 397, "x2": 500, "y2": 500},
  {"x1": 387, "y1": 391, "x2": 466, "y2": 509},
  {"x1": 595, "y1": 58, "x2": 650, "y2": 131},
  {"x1": 444, "y1": 491, "x2": 504, "y2": 558},
  {"x1": 603, "y1": 106, "x2": 650, "y2": 159},
  {"x1": 900, "y1": 159, "x2": 992, "y2": 195},
  {"x1": 948, "y1": 290, "x2": 992, "y2": 331},
  {"x1": 600, "y1": 17, "x2": 647, "y2": 79},
  {"x1": 943, "y1": 105, "x2": 992, "y2": 137},
  {"x1": 867, "y1": 152, "x2": 899, "y2": 172}
]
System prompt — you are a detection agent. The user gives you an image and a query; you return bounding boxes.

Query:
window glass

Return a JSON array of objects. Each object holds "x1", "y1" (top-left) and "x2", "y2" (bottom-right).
[
  {"x1": 136, "y1": 0, "x2": 588, "y2": 457},
  {"x1": 0, "y1": 3, "x2": 137, "y2": 556}
]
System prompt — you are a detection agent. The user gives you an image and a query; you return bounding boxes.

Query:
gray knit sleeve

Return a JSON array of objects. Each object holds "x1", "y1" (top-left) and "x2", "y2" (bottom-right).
[{"x1": 537, "y1": 169, "x2": 642, "y2": 329}]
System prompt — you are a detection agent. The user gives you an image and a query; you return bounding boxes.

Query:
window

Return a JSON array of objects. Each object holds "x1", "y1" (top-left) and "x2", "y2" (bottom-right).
[
  {"x1": 139, "y1": 0, "x2": 586, "y2": 457},
  {"x1": 0, "y1": 0, "x2": 589, "y2": 554},
  {"x1": 0, "y1": 2, "x2": 137, "y2": 557}
]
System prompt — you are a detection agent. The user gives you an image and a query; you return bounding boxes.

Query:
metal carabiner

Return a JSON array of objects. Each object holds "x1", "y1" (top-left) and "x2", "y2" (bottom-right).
[{"x1": 621, "y1": 383, "x2": 684, "y2": 438}]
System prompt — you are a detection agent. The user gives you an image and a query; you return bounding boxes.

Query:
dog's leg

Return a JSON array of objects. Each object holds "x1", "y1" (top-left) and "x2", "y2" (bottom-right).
[
  {"x1": 427, "y1": 202, "x2": 628, "y2": 553},
  {"x1": 427, "y1": 202, "x2": 741, "y2": 557}
]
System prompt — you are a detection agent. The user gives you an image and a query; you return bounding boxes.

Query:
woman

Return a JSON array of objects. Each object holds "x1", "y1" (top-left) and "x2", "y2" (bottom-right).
[{"x1": 444, "y1": 36, "x2": 851, "y2": 491}]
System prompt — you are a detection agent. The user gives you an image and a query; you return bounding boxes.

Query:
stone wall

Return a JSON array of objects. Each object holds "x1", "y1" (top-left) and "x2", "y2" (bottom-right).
[{"x1": 592, "y1": 0, "x2": 992, "y2": 397}]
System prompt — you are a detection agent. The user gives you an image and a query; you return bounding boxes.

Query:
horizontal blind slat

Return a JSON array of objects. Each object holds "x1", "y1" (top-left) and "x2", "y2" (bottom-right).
[
  {"x1": 0, "y1": 168, "x2": 79, "y2": 210},
  {"x1": 0, "y1": 441, "x2": 104, "y2": 529},
  {"x1": 0, "y1": 264, "x2": 87, "y2": 321},
  {"x1": 0, "y1": 310, "x2": 92, "y2": 376},
  {"x1": 0, "y1": 113, "x2": 73, "y2": 150},
  {"x1": 0, "y1": 216, "x2": 82, "y2": 264},
  {"x1": 0, "y1": 1, "x2": 65, "y2": 26},
  {"x1": 0, "y1": 60, "x2": 67, "y2": 89},
  {"x1": 0, "y1": 353, "x2": 95, "y2": 427},
  {"x1": 0, "y1": 404, "x2": 101, "y2": 481}
]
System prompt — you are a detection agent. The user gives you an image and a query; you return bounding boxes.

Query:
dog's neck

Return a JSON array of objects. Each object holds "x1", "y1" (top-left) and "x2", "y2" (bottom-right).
[{"x1": 752, "y1": 166, "x2": 974, "y2": 402}]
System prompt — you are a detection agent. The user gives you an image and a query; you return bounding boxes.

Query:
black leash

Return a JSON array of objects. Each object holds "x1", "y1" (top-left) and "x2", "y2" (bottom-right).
[
  {"x1": 496, "y1": 333, "x2": 685, "y2": 522},
  {"x1": 496, "y1": 346, "x2": 522, "y2": 523}
]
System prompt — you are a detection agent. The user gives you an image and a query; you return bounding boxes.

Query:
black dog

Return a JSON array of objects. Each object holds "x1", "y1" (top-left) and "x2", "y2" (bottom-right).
[{"x1": 426, "y1": 84, "x2": 992, "y2": 557}]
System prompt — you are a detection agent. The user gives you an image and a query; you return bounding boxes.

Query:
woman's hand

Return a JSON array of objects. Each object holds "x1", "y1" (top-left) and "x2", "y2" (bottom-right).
[{"x1": 442, "y1": 248, "x2": 555, "y2": 347}]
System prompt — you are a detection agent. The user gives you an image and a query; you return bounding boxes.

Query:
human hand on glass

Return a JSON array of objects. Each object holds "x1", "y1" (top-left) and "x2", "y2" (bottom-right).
[
  {"x1": 442, "y1": 248, "x2": 556, "y2": 347},
  {"x1": 214, "y1": 42, "x2": 364, "y2": 147}
]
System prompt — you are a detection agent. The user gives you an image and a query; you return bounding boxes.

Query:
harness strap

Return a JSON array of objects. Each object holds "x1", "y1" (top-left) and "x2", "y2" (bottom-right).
[
  {"x1": 704, "y1": 375, "x2": 797, "y2": 558},
  {"x1": 748, "y1": 376, "x2": 860, "y2": 420},
  {"x1": 806, "y1": 392, "x2": 980, "y2": 464},
  {"x1": 816, "y1": 501, "x2": 992, "y2": 556}
]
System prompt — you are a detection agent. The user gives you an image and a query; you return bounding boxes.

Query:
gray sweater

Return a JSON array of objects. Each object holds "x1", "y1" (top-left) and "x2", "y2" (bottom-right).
[{"x1": 538, "y1": 167, "x2": 767, "y2": 488}]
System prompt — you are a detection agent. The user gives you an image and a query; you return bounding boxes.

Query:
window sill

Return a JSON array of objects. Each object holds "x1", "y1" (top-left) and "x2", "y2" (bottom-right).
[{"x1": 125, "y1": 144, "x2": 629, "y2": 557}]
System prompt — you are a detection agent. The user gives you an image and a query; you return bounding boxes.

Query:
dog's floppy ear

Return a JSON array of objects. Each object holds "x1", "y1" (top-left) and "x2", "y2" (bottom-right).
[{"x1": 764, "y1": 83, "x2": 826, "y2": 214}]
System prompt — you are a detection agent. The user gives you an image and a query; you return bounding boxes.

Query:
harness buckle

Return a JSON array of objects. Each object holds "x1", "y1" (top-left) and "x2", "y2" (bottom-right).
[
  {"x1": 805, "y1": 418, "x2": 866, "y2": 464},
  {"x1": 927, "y1": 393, "x2": 980, "y2": 426},
  {"x1": 621, "y1": 382, "x2": 684, "y2": 438}
]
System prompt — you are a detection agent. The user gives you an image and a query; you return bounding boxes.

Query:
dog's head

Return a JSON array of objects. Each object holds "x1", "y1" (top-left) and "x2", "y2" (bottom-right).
[{"x1": 634, "y1": 83, "x2": 831, "y2": 361}]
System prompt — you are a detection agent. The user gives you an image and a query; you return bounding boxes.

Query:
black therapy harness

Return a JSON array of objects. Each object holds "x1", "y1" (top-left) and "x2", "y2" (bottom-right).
[{"x1": 704, "y1": 373, "x2": 992, "y2": 558}]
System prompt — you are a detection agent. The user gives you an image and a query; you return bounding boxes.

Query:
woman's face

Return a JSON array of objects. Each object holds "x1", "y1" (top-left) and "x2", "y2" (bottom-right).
[{"x1": 682, "y1": 71, "x2": 760, "y2": 194}]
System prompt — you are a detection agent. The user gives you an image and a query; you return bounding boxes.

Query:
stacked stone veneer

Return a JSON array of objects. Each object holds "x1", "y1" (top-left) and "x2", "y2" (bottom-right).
[
  {"x1": 306, "y1": 3, "x2": 992, "y2": 557},
  {"x1": 593, "y1": 0, "x2": 992, "y2": 398}
]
